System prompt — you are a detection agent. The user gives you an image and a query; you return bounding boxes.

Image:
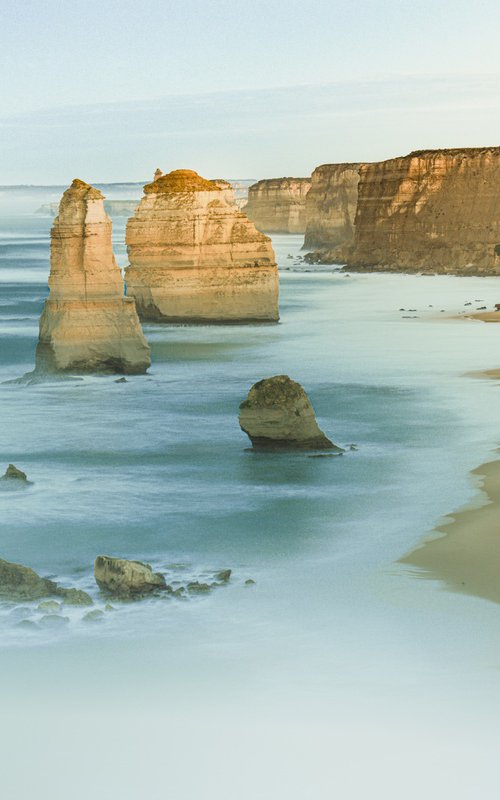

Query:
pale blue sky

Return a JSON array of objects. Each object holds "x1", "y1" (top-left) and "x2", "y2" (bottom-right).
[{"x1": 1, "y1": 0, "x2": 500, "y2": 182}]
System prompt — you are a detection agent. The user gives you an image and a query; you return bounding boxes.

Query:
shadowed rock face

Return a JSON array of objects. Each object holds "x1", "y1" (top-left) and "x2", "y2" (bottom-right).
[
  {"x1": 125, "y1": 169, "x2": 279, "y2": 322},
  {"x1": 244, "y1": 178, "x2": 311, "y2": 234},
  {"x1": 345, "y1": 148, "x2": 500, "y2": 274},
  {"x1": 239, "y1": 375, "x2": 342, "y2": 451},
  {"x1": 304, "y1": 163, "x2": 362, "y2": 249},
  {"x1": 0, "y1": 558, "x2": 92, "y2": 604},
  {"x1": 36, "y1": 179, "x2": 151, "y2": 374}
]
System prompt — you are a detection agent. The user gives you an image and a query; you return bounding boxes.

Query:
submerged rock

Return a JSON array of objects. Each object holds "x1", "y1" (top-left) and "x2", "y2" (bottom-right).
[
  {"x1": 215, "y1": 569, "x2": 232, "y2": 583},
  {"x1": 239, "y1": 375, "x2": 342, "y2": 451},
  {"x1": 36, "y1": 179, "x2": 151, "y2": 375},
  {"x1": 94, "y1": 555, "x2": 167, "y2": 598},
  {"x1": 0, "y1": 558, "x2": 93, "y2": 604}
]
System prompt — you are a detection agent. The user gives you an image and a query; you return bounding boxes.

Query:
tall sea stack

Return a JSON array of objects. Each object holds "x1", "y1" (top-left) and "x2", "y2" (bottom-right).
[
  {"x1": 36, "y1": 179, "x2": 150, "y2": 374},
  {"x1": 244, "y1": 178, "x2": 311, "y2": 234},
  {"x1": 125, "y1": 169, "x2": 279, "y2": 322},
  {"x1": 346, "y1": 148, "x2": 500, "y2": 273},
  {"x1": 304, "y1": 163, "x2": 362, "y2": 249}
]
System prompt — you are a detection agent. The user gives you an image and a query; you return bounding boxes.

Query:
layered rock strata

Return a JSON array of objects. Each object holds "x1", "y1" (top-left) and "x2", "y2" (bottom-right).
[
  {"x1": 344, "y1": 148, "x2": 500, "y2": 273},
  {"x1": 304, "y1": 163, "x2": 362, "y2": 249},
  {"x1": 125, "y1": 169, "x2": 279, "y2": 322},
  {"x1": 244, "y1": 178, "x2": 311, "y2": 233},
  {"x1": 239, "y1": 375, "x2": 342, "y2": 451},
  {"x1": 36, "y1": 179, "x2": 151, "y2": 374}
]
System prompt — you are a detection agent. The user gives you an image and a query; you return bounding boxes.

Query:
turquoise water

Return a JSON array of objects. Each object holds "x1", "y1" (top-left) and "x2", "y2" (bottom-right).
[{"x1": 2, "y1": 201, "x2": 500, "y2": 798}]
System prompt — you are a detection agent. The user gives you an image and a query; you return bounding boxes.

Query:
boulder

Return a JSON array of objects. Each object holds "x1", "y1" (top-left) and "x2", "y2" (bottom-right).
[
  {"x1": 94, "y1": 555, "x2": 167, "y2": 598},
  {"x1": 239, "y1": 375, "x2": 342, "y2": 451},
  {"x1": 0, "y1": 558, "x2": 93, "y2": 604}
]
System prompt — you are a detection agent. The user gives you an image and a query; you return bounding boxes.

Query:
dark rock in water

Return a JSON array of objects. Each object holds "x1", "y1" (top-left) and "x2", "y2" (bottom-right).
[
  {"x1": 62, "y1": 588, "x2": 93, "y2": 606},
  {"x1": 187, "y1": 582, "x2": 212, "y2": 593},
  {"x1": 83, "y1": 609, "x2": 104, "y2": 623},
  {"x1": 38, "y1": 614, "x2": 70, "y2": 629},
  {"x1": 1, "y1": 464, "x2": 30, "y2": 483},
  {"x1": 94, "y1": 555, "x2": 167, "y2": 598},
  {"x1": 115, "y1": 377, "x2": 128, "y2": 383},
  {"x1": 308, "y1": 453, "x2": 342, "y2": 458},
  {"x1": 239, "y1": 375, "x2": 343, "y2": 452},
  {"x1": 215, "y1": 569, "x2": 231, "y2": 583},
  {"x1": 245, "y1": 579, "x2": 256, "y2": 586},
  {"x1": 0, "y1": 558, "x2": 93, "y2": 604}
]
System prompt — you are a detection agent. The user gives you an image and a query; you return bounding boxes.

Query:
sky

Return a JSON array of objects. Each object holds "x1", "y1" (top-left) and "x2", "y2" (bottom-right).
[{"x1": 1, "y1": 0, "x2": 500, "y2": 183}]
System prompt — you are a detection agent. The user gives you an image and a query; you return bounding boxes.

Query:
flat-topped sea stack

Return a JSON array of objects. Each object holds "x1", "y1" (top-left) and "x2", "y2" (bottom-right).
[
  {"x1": 304, "y1": 163, "x2": 363, "y2": 249},
  {"x1": 239, "y1": 375, "x2": 342, "y2": 451},
  {"x1": 125, "y1": 170, "x2": 279, "y2": 322},
  {"x1": 36, "y1": 179, "x2": 150, "y2": 374},
  {"x1": 345, "y1": 148, "x2": 500, "y2": 273},
  {"x1": 244, "y1": 178, "x2": 311, "y2": 233}
]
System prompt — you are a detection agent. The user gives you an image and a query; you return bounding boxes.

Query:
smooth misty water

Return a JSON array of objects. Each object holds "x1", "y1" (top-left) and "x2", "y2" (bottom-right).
[{"x1": 2, "y1": 198, "x2": 500, "y2": 798}]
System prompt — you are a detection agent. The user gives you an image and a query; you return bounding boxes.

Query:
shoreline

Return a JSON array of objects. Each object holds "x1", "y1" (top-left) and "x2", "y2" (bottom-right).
[{"x1": 400, "y1": 458, "x2": 500, "y2": 605}]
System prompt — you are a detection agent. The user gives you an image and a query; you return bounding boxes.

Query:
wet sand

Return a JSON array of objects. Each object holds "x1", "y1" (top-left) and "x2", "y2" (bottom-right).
[
  {"x1": 465, "y1": 310, "x2": 500, "y2": 322},
  {"x1": 400, "y1": 459, "x2": 500, "y2": 605}
]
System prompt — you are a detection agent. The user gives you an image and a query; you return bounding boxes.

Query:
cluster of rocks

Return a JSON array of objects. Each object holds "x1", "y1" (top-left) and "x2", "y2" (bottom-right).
[{"x1": 29, "y1": 169, "x2": 282, "y2": 377}]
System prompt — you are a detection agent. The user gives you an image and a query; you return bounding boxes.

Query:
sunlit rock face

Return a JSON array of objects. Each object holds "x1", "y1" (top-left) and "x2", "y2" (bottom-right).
[
  {"x1": 244, "y1": 178, "x2": 311, "y2": 233},
  {"x1": 36, "y1": 179, "x2": 151, "y2": 374},
  {"x1": 303, "y1": 163, "x2": 362, "y2": 249},
  {"x1": 346, "y1": 148, "x2": 500, "y2": 273},
  {"x1": 125, "y1": 169, "x2": 279, "y2": 322}
]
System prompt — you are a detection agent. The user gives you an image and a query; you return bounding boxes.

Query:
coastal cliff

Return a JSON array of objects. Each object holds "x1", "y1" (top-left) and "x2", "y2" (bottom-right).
[
  {"x1": 36, "y1": 179, "x2": 150, "y2": 374},
  {"x1": 303, "y1": 163, "x2": 362, "y2": 249},
  {"x1": 125, "y1": 169, "x2": 279, "y2": 322},
  {"x1": 244, "y1": 178, "x2": 311, "y2": 234},
  {"x1": 345, "y1": 148, "x2": 500, "y2": 273}
]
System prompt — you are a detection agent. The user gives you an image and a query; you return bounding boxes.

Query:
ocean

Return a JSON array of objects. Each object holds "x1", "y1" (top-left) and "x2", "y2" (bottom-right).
[{"x1": 1, "y1": 189, "x2": 500, "y2": 798}]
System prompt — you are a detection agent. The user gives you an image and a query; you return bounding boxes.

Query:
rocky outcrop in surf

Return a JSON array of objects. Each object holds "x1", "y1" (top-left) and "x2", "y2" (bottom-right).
[
  {"x1": 0, "y1": 558, "x2": 93, "y2": 604},
  {"x1": 239, "y1": 375, "x2": 342, "y2": 451},
  {"x1": 125, "y1": 169, "x2": 279, "y2": 322},
  {"x1": 244, "y1": 178, "x2": 311, "y2": 233},
  {"x1": 303, "y1": 163, "x2": 362, "y2": 250},
  {"x1": 36, "y1": 179, "x2": 151, "y2": 374},
  {"x1": 342, "y1": 148, "x2": 500, "y2": 274},
  {"x1": 94, "y1": 556, "x2": 167, "y2": 598}
]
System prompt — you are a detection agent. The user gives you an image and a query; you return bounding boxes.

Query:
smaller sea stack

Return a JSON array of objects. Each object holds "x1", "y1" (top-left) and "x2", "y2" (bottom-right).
[
  {"x1": 36, "y1": 179, "x2": 150, "y2": 374},
  {"x1": 239, "y1": 375, "x2": 342, "y2": 451}
]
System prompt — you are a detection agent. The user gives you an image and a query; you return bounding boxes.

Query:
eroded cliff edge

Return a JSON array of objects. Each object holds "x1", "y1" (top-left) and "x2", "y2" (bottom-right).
[
  {"x1": 244, "y1": 178, "x2": 311, "y2": 234},
  {"x1": 310, "y1": 148, "x2": 500, "y2": 274},
  {"x1": 304, "y1": 163, "x2": 362, "y2": 250}
]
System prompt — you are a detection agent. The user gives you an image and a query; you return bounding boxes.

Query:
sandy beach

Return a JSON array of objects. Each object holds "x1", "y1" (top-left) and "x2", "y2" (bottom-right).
[{"x1": 401, "y1": 458, "x2": 500, "y2": 605}]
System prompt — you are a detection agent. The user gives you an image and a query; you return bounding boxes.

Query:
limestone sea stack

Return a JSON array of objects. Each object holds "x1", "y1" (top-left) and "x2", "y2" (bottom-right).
[
  {"x1": 244, "y1": 178, "x2": 311, "y2": 234},
  {"x1": 345, "y1": 148, "x2": 500, "y2": 273},
  {"x1": 239, "y1": 375, "x2": 342, "y2": 451},
  {"x1": 303, "y1": 163, "x2": 363, "y2": 250},
  {"x1": 125, "y1": 169, "x2": 279, "y2": 322},
  {"x1": 36, "y1": 179, "x2": 151, "y2": 374}
]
